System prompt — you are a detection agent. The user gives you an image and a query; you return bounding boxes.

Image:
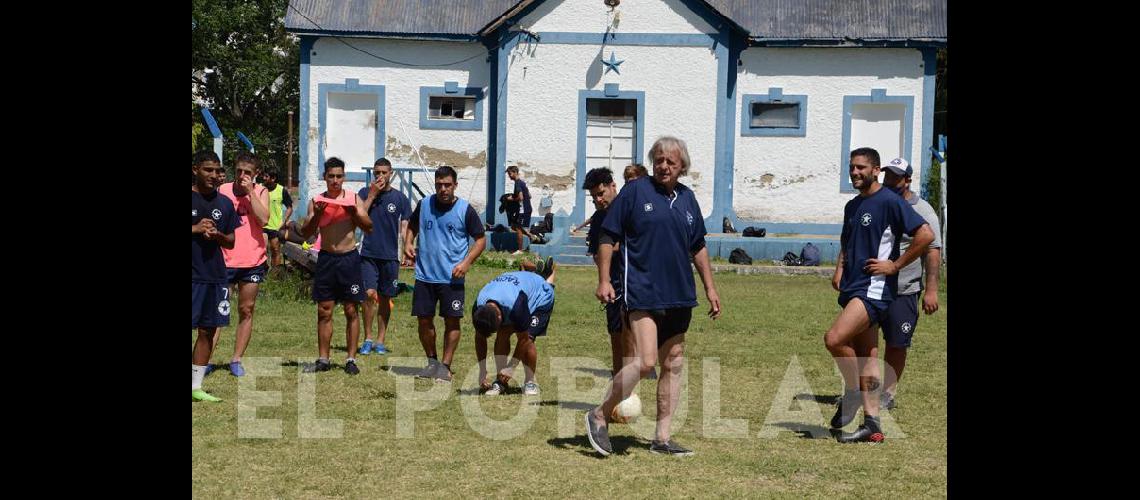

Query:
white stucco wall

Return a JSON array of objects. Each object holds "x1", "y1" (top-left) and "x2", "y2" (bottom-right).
[
  {"x1": 732, "y1": 48, "x2": 928, "y2": 225},
  {"x1": 520, "y1": 0, "x2": 716, "y2": 34},
  {"x1": 505, "y1": 0, "x2": 720, "y2": 220},
  {"x1": 305, "y1": 37, "x2": 490, "y2": 212}
]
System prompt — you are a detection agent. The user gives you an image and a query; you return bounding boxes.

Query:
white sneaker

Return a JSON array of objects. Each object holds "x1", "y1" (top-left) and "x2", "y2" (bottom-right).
[
  {"x1": 523, "y1": 381, "x2": 540, "y2": 395},
  {"x1": 485, "y1": 381, "x2": 506, "y2": 396},
  {"x1": 512, "y1": 250, "x2": 525, "y2": 256}
]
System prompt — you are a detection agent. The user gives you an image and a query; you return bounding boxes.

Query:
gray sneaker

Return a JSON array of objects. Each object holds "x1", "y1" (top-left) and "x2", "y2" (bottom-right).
[
  {"x1": 523, "y1": 381, "x2": 540, "y2": 395},
  {"x1": 416, "y1": 359, "x2": 440, "y2": 379},
  {"x1": 649, "y1": 439, "x2": 694, "y2": 456},
  {"x1": 585, "y1": 410, "x2": 613, "y2": 456},
  {"x1": 881, "y1": 392, "x2": 897, "y2": 410},
  {"x1": 433, "y1": 361, "x2": 453, "y2": 381}
]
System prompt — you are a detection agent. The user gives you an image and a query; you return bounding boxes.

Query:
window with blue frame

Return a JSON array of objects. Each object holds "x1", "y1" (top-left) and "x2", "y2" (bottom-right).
[
  {"x1": 420, "y1": 82, "x2": 484, "y2": 130},
  {"x1": 740, "y1": 88, "x2": 807, "y2": 137}
]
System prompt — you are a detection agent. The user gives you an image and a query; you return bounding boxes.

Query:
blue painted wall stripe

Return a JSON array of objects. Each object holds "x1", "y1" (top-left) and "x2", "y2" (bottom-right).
[
  {"x1": 297, "y1": 36, "x2": 314, "y2": 220},
  {"x1": 920, "y1": 48, "x2": 937, "y2": 199},
  {"x1": 527, "y1": 32, "x2": 717, "y2": 46}
]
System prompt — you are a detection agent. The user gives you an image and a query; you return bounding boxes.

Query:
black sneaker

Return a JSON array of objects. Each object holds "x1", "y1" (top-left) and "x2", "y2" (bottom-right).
[
  {"x1": 881, "y1": 392, "x2": 897, "y2": 410},
  {"x1": 540, "y1": 257, "x2": 555, "y2": 280},
  {"x1": 831, "y1": 390, "x2": 860, "y2": 428},
  {"x1": 344, "y1": 360, "x2": 360, "y2": 375},
  {"x1": 303, "y1": 359, "x2": 332, "y2": 373},
  {"x1": 837, "y1": 416, "x2": 884, "y2": 443},
  {"x1": 649, "y1": 439, "x2": 694, "y2": 456},
  {"x1": 416, "y1": 359, "x2": 439, "y2": 379},
  {"x1": 584, "y1": 410, "x2": 613, "y2": 456},
  {"x1": 645, "y1": 368, "x2": 658, "y2": 380}
]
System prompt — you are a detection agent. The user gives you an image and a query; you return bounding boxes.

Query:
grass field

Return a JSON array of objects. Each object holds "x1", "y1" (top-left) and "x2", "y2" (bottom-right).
[{"x1": 192, "y1": 260, "x2": 947, "y2": 498}]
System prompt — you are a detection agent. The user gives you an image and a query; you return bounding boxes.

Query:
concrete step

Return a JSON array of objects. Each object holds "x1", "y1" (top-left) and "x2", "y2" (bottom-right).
[{"x1": 552, "y1": 254, "x2": 594, "y2": 266}]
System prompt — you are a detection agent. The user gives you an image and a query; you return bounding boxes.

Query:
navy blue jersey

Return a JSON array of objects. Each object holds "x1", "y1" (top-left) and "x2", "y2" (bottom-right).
[
  {"x1": 601, "y1": 177, "x2": 707, "y2": 310},
  {"x1": 358, "y1": 187, "x2": 412, "y2": 260},
  {"x1": 192, "y1": 190, "x2": 241, "y2": 284},
  {"x1": 514, "y1": 179, "x2": 532, "y2": 213},
  {"x1": 586, "y1": 208, "x2": 622, "y2": 288},
  {"x1": 839, "y1": 186, "x2": 928, "y2": 302}
]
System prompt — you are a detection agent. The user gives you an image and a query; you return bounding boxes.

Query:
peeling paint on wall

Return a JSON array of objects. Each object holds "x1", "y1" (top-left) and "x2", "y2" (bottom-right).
[
  {"x1": 386, "y1": 136, "x2": 486, "y2": 168},
  {"x1": 529, "y1": 167, "x2": 576, "y2": 191}
]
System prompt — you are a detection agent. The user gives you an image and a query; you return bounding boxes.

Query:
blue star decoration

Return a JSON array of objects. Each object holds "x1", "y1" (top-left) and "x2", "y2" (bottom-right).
[{"x1": 602, "y1": 51, "x2": 624, "y2": 75}]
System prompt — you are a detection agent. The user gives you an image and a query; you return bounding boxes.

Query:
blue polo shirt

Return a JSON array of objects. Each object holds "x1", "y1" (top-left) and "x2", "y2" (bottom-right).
[
  {"x1": 839, "y1": 185, "x2": 928, "y2": 302},
  {"x1": 601, "y1": 177, "x2": 706, "y2": 310},
  {"x1": 358, "y1": 187, "x2": 412, "y2": 260},
  {"x1": 475, "y1": 271, "x2": 555, "y2": 330}
]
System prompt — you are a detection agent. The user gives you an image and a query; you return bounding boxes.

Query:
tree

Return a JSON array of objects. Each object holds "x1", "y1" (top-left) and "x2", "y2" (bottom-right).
[{"x1": 192, "y1": 0, "x2": 298, "y2": 179}]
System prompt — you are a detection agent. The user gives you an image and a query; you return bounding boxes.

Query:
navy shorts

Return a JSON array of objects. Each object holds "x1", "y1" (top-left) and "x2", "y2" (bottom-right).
[
  {"x1": 227, "y1": 263, "x2": 268, "y2": 284},
  {"x1": 629, "y1": 307, "x2": 692, "y2": 347},
  {"x1": 412, "y1": 280, "x2": 466, "y2": 317},
  {"x1": 192, "y1": 282, "x2": 231, "y2": 329},
  {"x1": 313, "y1": 251, "x2": 367, "y2": 303},
  {"x1": 525, "y1": 303, "x2": 555, "y2": 339},
  {"x1": 838, "y1": 292, "x2": 890, "y2": 326},
  {"x1": 361, "y1": 256, "x2": 400, "y2": 297},
  {"x1": 882, "y1": 293, "x2": 920, "y2": 348}
]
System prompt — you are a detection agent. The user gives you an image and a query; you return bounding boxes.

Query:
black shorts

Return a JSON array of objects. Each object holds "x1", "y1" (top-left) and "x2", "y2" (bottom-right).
[
  {"x1": 605, "y1": 302, "x2": 625, "y2": 334},
  {"x1": 263, "y1": 228, "x2": 283, "y2": 242},
  {"x1": 629, "y1": 307, "x2": 692, "y2": 347},
  {"x1": 313, "y1": 251, "x2": 366, "y2": 303},
  {"x1": 412, "y1": 280, "x2": 466, "y2": 317},
  {"x1": 511, "y1": 211, "x2": 532, "y2": 229},
  {"x1": 882, "y1": 293, "x2": 920, "y2": 348}
]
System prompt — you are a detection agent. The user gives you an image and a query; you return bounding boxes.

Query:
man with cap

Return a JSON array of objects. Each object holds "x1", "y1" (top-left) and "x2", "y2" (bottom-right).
[{"x1": 879, "y1": 158, "x2": 942, "y2": 410}]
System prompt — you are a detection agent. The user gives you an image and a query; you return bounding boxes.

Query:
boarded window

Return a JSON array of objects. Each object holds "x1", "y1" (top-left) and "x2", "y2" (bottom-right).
[{"x1": 750, "y1": 102, "x2": 800, "y2": 128}]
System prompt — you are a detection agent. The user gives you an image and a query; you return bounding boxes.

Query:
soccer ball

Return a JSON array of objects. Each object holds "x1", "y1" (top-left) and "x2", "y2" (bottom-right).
[{"x1": 611, "y1": 394, "x2": 642, "y2": 424}]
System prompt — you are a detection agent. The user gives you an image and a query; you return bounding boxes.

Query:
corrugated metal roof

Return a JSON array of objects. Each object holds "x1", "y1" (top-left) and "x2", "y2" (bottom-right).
[
  {"x1": 286, "y1": 0, "x2": 946, "y2": 43},
  {"x1": 705, "y1": 0, "x2": 946, "y2": 41},
  {"x1": 285, "y1": 0, "x2": 522, "y2": 37}
]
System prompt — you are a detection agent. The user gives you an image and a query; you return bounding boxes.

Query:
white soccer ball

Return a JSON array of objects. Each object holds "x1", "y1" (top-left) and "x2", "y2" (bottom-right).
[{"x1": 611, "y1": 394, "x2": 642, "y2": 424}]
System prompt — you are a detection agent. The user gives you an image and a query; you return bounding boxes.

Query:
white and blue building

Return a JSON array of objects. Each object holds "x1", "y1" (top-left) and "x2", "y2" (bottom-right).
[{"x1": 285, "y1": 0, "x2": 946, "y2": 263}]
